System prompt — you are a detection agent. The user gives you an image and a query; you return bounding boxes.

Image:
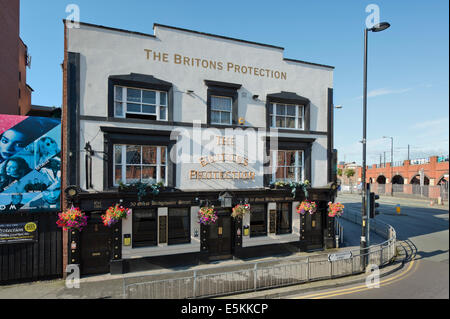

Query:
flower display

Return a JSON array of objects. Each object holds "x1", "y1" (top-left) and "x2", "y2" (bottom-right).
[
  {"x1": 296, "y1": 200, "x2": 317, "y2": 215},
  {"x1": 56, "y1": 206, "x2": 88, "y2": 231},
  {"x1": 197, "y1": 207, "x2": 218, "y2": 225},
  {"x1": 101, "y1": 204, "x2": 131, "y2": 227},
  {"x1": 328, "y1": 202, "x2": 344, "y2": 217},
  {"x1": 231, "y1": 204, "x2": 251, "y2": 219}
]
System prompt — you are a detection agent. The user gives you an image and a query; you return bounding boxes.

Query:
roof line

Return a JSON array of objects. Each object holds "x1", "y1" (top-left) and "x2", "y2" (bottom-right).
[
  {"x1": 283, "y1": 58, "x2": 335, "y2": 70},
  {"x1": 63, "y1": 20, "x2": 334, "y2": 69},
  {"x1": 153, "y1": 23, "x2": 284, "y2": 51},
  {"x1": 62, "y1": 19, "x2": 156, "y2": 39}
]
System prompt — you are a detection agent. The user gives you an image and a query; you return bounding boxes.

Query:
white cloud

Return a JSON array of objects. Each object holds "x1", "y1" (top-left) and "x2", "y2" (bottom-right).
[
  {"x1": 353, "y1": 87, "x2": 412, "y2": 100},
  {"x1": 411, "y1": 117, "x2": 449, "y2": 129}
]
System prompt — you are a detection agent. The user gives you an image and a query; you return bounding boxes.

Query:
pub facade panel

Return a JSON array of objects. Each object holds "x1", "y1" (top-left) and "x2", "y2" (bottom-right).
[{"x1": 62, "y1": 21, "x2": 338, "y2": 276}]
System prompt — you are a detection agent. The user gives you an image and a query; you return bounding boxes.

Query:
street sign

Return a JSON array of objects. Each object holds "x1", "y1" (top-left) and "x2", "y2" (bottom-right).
[{"x1": 328, "y1": 251, "x2": 352, "y2": 262}]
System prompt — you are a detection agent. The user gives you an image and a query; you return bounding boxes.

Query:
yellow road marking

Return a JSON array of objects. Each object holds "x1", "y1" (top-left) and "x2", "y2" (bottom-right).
[
  {"x1": 294, "y1": 256, "x2": 417, "y2": 299},
  {"x1": 312, "y1": 260, "x2": 419, "y2": 299}
]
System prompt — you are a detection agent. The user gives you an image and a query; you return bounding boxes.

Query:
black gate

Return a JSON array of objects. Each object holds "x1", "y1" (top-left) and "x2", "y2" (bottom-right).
[{"x1": 0, "y1": 212, "x2": 62, "y2": 284}]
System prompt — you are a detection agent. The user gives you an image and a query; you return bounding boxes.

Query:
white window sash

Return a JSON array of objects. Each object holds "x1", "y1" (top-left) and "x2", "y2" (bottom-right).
[
  {"x1": 113, "y1": 144, "x2": 168, "y2": 186},
  {"x1": 114, "y1": 86, "x2": 168, "y2": 120}
]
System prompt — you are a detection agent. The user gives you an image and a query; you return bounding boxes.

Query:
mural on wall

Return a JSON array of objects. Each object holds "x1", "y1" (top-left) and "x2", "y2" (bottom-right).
[{"x1": 0, "y1": 115, "x2": 61, "y2": 212}]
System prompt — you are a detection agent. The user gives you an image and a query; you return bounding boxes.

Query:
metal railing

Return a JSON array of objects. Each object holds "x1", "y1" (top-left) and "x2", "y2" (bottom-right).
[{"x1": 123, "y1": 209, "x2": 396, "y2": 299}]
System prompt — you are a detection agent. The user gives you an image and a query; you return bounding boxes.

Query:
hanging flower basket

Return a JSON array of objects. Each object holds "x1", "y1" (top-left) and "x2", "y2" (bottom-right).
[
  {"x1": 197, "y1": 207, "x2": 218, "y2": 225},
  {"x1": 101, "y1": 204, "x2": 131, "y2": 227},
  {"x1": 56, "y1": 206, "x2": 88, "y2": 231},
  {"x1": 296, "y1": 200, "x2": 317, "y2": 215},
  {"x1": 231, "y1": 204, "x2": 251, "y2": 219},
  {"x1": 328, "y1": 202, "x2": 344, "y2": 217}
]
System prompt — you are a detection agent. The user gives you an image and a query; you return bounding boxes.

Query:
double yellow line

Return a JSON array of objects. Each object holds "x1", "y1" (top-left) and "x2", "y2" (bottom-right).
[{"x1": 294, "y1": 258, "x2": 418, "y2": 299}]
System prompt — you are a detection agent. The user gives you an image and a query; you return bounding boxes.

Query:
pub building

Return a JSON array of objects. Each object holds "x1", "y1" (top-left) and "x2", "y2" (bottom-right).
[{"x1": 62, "y1": 20, "x2": 338, "y2": 276}]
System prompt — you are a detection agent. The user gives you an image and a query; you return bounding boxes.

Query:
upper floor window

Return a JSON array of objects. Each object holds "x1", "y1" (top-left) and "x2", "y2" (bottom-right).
[
  {"x1": 269, "y1": 103, "x2": 304, "y2": 129},
  {"x1": 269, "y1": 150, "x2": 304, "y2": 183},
  {"x1": 114, "y1": 86, "x2": 168, "y2": 121},
  {"x1": 211, "y1": 96, "x2": 232, "y2": 125},
  {"x1": 113, "y1": 144, "x2": 167, "y2": 186}
]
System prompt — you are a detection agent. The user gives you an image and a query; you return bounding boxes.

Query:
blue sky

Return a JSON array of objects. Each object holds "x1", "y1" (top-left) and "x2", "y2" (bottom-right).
[{"x1": 20, "y1": 0, "x2": 449, "y2": 165}]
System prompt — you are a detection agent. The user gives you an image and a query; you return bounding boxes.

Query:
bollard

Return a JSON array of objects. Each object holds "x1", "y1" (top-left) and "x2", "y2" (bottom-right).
[{"x1": 396, "y1": 204, "x2": 401, "y2": 214}]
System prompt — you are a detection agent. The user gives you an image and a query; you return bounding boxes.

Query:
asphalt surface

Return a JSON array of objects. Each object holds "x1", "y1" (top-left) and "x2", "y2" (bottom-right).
[{"x1": 288, "y1": 194, "x2": 449, "y2": 299}]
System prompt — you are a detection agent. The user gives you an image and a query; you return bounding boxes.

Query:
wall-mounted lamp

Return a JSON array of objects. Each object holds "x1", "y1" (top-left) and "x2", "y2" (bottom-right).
[
  {"x1": 219, "y1": 192, "x2": 233, "y2": 208},
  {"x1": 186, "y1": 90, "x2": 194, "y2": 95},
  {"x1": 252, "y1": 95, "x2": 259, "y2": 100}
]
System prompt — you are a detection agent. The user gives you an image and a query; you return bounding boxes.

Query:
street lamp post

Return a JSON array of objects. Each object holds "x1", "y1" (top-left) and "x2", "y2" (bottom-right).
[
  {"x1": 361, "y1": 22, "x2": 390, "y2": 270},
  {"x1": 383, "y1": 136, "x2": 394, "y2": 196}
]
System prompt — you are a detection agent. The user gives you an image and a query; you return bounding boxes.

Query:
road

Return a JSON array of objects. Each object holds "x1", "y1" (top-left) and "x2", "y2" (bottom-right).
[{"x1": 291, "y1": 194, "x2": 449, "y2": 299}]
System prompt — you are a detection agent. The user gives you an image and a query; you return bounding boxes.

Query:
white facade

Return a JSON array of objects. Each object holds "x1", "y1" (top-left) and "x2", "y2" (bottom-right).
[
  {"x1": 65, "y1": 21, "x2": 334, "y2": 261},
  {"x1": 66, "y1": 22, "x2": 333, "y2": 192}
]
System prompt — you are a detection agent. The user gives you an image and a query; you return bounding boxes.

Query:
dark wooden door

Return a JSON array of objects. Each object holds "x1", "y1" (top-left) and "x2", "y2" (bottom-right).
[
  {"x1": 80, "y1": 215, "x2": 112, "y2": 275},
  {"x1": 304, "y1": 212, "x2": 323, "y2": 250},
  {"x1": 208, "y1": 211, "x2": 232, "y2": 259}
]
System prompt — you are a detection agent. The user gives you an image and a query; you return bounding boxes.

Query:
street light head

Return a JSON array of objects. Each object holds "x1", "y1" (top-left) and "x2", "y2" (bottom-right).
[
  {"x1": 335, "y1": 105, "x2": 343, "y2": 109},
  {"x1": 370, "y1": 22, "x2": 391, "y2": 32}
]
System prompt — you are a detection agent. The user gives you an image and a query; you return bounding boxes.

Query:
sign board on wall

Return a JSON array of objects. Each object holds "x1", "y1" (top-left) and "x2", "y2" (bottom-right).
[
  {"x1": 0, "y1": 115, "x2": 61, "y2": 213},
  {"x1": 0, "y1": 222, "x2": 38, "y2": 244}
]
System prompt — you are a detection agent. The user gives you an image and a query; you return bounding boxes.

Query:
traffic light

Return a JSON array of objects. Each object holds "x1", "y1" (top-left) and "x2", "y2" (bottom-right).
[{"x1": 369, "y1": 192, "x2": 380, "y2": 218}]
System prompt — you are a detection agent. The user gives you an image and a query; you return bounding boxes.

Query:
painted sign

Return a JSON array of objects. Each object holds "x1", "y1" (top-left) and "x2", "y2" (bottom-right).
[
  {"x1": 328, "y1": 251, "x2": 353, "y2": 262},
  {"x1": 0, "y1": 222, "x2": 38, "y2": 244},
  {"x1": 0, "y1": 115, "x2": 61, "y2": 212}
]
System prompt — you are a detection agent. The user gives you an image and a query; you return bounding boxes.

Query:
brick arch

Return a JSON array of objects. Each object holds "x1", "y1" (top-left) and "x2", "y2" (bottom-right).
[
  {"x1": 392, "y1": 175, "x2": 404, "y2": 184},
  {"x1": 376, "y1": 175, "x2": 386, "y2": 184},
  {"x1": 437, "y1": 173, "x2": 449, "y2": 185},
  {"x1": 410, "y1": 174, "x2": 430, "y2": 185}
]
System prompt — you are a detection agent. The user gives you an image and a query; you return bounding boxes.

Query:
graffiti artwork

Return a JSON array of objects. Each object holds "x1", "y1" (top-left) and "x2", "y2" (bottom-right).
[{"x1": 0, "y1": 115, "x2": 61, "y2": 212}]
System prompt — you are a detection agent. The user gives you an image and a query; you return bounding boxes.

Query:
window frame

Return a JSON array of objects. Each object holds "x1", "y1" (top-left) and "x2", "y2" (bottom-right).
[
  {"x1": 113, "y1": 144, "x2": 168, "y2": 186},
  {"x1": 132, "y1": 208, "x2": 158, "y2": 248},
  {"x1": 270, "y1": 150, "x2": 305, "y2": 183},
  {"x1": 269, "y1": 103, "x2": 305, "y2": 130},
  {"x1": 249, "y1": 204, "x2": 267, "y2": 238},
  {"x1": 276, "y1": 202, "x2": 292, "y2": 235},
  {"x1": 205, "y1": 80, "x2": 241, "y2": 126},
  {"x1": 168, "y1": 207, "x2": 191, "y2": 245},
  {"x1": 210, "y1": 95, "x2": 233, "y2": 125},
  {"x1": 114, "y1": 85, "x2": 168, "y2": 121}
]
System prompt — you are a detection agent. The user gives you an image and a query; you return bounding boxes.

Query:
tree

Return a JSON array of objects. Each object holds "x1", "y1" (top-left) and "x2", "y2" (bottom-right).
[
  {"x1": 344, "y1": 168, "x2": 355, "y2": 179},
  {"x1": 337, "y1": 168, "x2": 343, "y2": 177}
]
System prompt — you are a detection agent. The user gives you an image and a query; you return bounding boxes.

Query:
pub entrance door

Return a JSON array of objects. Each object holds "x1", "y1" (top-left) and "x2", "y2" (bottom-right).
[
  {"x1": 207, "y1": 209, "x2": 233, "y2": 260},
  {"x1": 304, "y1": 211, "x2": 323, "y2": 251},
  {"x1": 80, "y1": 213, "x2": 112, "y2": 275}
]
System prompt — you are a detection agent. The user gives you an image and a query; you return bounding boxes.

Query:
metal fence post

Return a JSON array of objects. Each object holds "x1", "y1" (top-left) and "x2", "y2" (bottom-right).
[
  {"x1": 254, "y1": 263, "x2": 258, "y2": 291},
  {"x1": 193, "y1": 270, "x2": 197, "y2": 298}
]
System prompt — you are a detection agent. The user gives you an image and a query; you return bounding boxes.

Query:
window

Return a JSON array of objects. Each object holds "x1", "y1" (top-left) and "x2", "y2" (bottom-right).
[
  {"x1": 168, "y1": 207, "x2": 191, "y2": 245},
  {"x1": 132, "y1": 208, "x2": 157, "y2": 247},
  {"x1": 211, "y1": 96, "x2": 232, "y2": 125},
  {"x1": 270, "y1": 150, "x2": 304, "y2": 183},
  {"x1": 269, "y1": 103, "x2": 304, "y2": 129},
  {"x1": 114, "y1": 85, "x2": 168, "y2": 120},
  {"x1": 276, "y1": 203, "x2": 292, "y2": 235},
  {"x1": 250, "y1": 204, "x2": 267, "y2": 237},
  {"x1": 113, "y1": 144, "x2": 167, "y2": 185}
]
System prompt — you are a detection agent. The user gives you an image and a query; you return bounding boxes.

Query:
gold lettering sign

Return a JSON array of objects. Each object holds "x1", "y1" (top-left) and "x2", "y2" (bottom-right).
[{"x1": 144, "y1": 49, "x2": 287, "y2": 80}]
